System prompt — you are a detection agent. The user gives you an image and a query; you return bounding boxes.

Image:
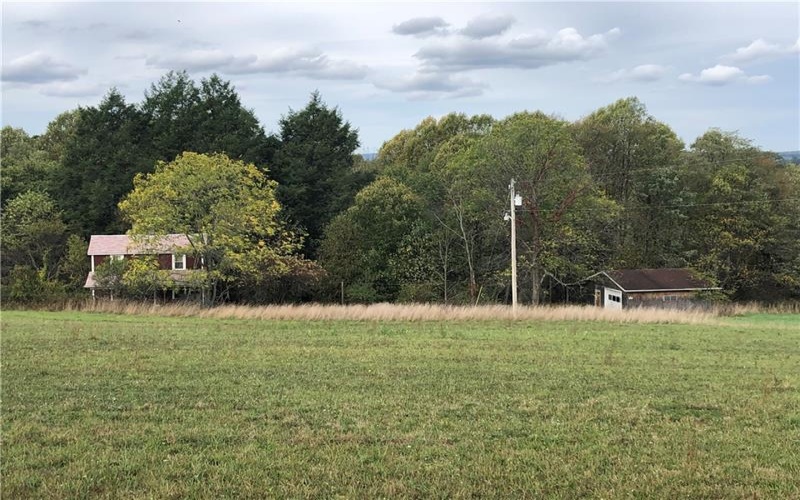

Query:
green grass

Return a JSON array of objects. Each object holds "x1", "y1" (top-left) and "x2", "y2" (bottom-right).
[
  {"x1": 2, "y1": 310, "x2": 799, "y2": 498},
  {"x1": 726, "y1": 313, "x2": 800, "y2": 326}
]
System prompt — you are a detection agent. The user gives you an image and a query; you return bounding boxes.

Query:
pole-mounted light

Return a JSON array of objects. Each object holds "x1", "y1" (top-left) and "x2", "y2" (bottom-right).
[{"x1": 509, "y1": 179, "x2": 518, "y2": 309}]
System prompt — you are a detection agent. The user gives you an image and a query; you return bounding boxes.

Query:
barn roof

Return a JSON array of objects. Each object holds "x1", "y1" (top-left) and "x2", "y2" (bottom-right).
[
  {"x1": 601, "y1": 268, "x2": 717, "y2": 292},
  {"x1": 87, "y1": 234, "x2": 192, "y2": 255}
]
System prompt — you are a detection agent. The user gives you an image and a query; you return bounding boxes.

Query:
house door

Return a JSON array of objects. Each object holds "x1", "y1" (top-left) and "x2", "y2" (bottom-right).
[{"x1": 604, "y1": 287, "x2": 623, "y2": 310}]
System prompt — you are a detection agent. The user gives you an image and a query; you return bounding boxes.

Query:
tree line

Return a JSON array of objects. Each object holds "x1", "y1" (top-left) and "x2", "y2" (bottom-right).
[{"x1": 2, "y1": 71, "x2": 798, "y2": 304}]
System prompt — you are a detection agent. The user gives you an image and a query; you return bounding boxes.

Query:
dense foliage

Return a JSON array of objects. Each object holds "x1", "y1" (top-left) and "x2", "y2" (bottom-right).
[
  {"x1": 271, "y1": 91, "x2": 371, "y2": 257},
  {"x1": 119, "y1": 152, "x2": 310, "y2": 303},
  {"x1": 2, "y1": 75, "x2": 797, "y2": 304}
]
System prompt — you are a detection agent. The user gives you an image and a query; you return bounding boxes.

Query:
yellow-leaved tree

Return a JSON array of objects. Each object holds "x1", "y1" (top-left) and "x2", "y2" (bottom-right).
[{"x1": 119, "y1": 152, "x2": 305, "y2": 303}]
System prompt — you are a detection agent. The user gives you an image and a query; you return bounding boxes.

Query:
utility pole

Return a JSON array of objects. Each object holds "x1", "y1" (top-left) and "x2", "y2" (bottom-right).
[{"x1": 510, "y1": 178, "x2": 518, "y2": 309}]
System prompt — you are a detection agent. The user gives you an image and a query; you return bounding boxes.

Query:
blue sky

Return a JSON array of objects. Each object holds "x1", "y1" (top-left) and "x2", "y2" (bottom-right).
[{"x1": 2, "y1": 2, "x2": 798, "y2": 153}]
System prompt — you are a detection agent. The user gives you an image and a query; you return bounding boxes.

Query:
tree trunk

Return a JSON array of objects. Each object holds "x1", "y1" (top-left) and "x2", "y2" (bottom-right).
[
  {"x1": 452, "y1": 199, "x2": 477, "y2": 303},
  {"x1": 531, "y1": 265, "x2": 541, "y2": 305}
]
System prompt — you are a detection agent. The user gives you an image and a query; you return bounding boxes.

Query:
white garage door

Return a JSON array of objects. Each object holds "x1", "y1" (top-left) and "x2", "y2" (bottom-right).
[{"x1": 604, "y1": 288, "x2": 623, "y2": 310}]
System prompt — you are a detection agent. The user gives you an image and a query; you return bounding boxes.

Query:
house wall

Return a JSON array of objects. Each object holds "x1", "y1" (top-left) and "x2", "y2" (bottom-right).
[
  {"x1": 158, "y1": 254, "x2": 172, "y2": 270},
  {"x1": 93, "y1": 253, "x2": 199, "y2": 270},
  {"x1": 626, "y1": 291, "x2": 695, "y2": 301},
  {"x1": 625, "y1": 291, "x2": 697, "y2": 309},
  {"x1": 595, "y1": 284, "x2": 702, "y2": 309}
]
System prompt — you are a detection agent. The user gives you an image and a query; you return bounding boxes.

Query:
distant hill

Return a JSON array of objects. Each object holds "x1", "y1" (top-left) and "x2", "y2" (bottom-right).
[
  {"x1": 778, "y1": 151, "x2": 800, "y2": 163},
  {"x1": 360, "y1": 152, "x2": 378, "y2": 161}
]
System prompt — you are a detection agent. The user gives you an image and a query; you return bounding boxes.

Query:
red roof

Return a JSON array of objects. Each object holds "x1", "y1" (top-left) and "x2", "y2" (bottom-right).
[
  {"x1": 603, "y1": 268, "x2": 717, "y2": 292},
  {"x1": 87, "y1": 234, "x2": 192, "y2": 256}
]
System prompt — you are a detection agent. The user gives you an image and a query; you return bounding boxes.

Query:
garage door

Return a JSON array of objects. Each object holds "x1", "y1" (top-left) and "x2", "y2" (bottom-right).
[{"x1": 604, "y1": 288, "x2": 623, "y2": 310}]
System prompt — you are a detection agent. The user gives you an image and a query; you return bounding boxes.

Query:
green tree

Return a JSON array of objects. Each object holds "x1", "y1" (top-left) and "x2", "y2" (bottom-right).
[
  {"x1": 39, "y1": 109, "x2": 82, "y2": 163},
  {"x1": 469, "y1": 111, "x2": 618, "y2": 304},
  {"x1": 141, "y1": 72, "x2": 274, "y2": 165},
  {"x1": 194, "y1": 74, "x2": 274, "y2": 164},
  {"x1": 121, "y1": 256, "x2": 173, "y2": 301},
  {"x1": 141, "y1": 71, "x2": 202, "y2": 161},
  {"x1": 54, "y1": 89, "x2": 152, "y2": 236},
  {"x1": 4, "y1": 266, "x2": 66, "y2": 303},
  {"x1": 681, "y1": 130, "x2": 800, "y2": 299},
  {"x1": 573, "y1": 97, "x2": 686, "y2": 268},
  {"x1": 0, "y1": 126, "x2": 58, "y2": 203},
  {"x1": 272, "y1": 91, "x2": 366, "y2": 257},
  {"x1": 53, "y1": 76, "x2": 276, "y2": 237},
  {"x1": 1, "y1": 191, "x2": 67, "y2": 280},
  {"x1": 59, "y1": 234, "x2": 90, "y2": 291},
  {"x1": 374, "y1": 114, "x2": 497, "y2": 302},
  {"x1": 119, "y1": 152, "x2": 302, "y2": 303},
  {"x1": 320, "y1": 177, "x2": 424, "y2": 302},
  {"x1": 93, "y1": 257, "x2": 128, "y2": 299}
]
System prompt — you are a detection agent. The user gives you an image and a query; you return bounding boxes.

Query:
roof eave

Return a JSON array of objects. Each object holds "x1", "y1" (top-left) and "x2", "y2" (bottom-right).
[
  {"x1": 599, "y1": 272, "x2": 627, "y2": 291},
  {"x1": 625, "y1": 287, "x2": 722, "y2": 293}
]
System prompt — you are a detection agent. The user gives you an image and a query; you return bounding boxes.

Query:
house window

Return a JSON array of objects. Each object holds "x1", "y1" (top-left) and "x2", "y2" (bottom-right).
[{"x1": 172, "y1": 254, "x2": 186, "y2": 270}]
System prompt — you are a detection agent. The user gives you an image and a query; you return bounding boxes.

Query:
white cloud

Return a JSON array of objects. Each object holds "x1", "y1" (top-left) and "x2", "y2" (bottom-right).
[
  {"x1": 723, "y1": 37, "x2": 800, "y2": 64},
  {"x1": 461, "y1": 14, "x2": 515, "y2": 39},
  {"x1": 416, "y1": 27, "x2": 620, "y2": 71},
  {"x1": 2, "y1": 51, "x2": 87, "y2": 83},
  {"x1": 596, "y1": 64, "x2": 668, "y2": 83},
  {"x1": 374, "y1": 72, "x2": 487, "y2": 99},
  {"x1": 392, "y1": 17, "x2": 449, "y2": 38},
  {"x1": 678, "y1": 64, "x2": 771, "y2": 86},
  {"x1": 38, "y1": 80, "x2": 106, "y2": 97},
  {"x1": 146, "y1": 48, "x2": 368, "y2": 81},
  {"x1": 146, "y1": 50, "x2": 251, "y2": 72}
]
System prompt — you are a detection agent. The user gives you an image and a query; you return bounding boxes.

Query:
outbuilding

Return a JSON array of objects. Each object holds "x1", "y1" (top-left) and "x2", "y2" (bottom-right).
[{"x1": 593, "y1": 268, "x2": 720, "y2": 309}]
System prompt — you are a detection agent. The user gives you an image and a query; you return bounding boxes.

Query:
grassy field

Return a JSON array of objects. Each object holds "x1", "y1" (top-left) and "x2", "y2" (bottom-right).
[{"x1": 2, "y1": 310, "x2": 799, "y2": 498}]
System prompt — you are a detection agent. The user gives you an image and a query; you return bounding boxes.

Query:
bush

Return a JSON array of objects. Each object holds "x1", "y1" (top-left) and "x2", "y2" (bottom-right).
[{"x1": 5, "y1": 266, "x2": 66, "y2": 303}]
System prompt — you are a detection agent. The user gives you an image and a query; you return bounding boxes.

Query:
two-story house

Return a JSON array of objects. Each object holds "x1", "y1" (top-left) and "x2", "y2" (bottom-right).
[{"x1": 84, "y1": 234, "x2": 202, "y2": 299}]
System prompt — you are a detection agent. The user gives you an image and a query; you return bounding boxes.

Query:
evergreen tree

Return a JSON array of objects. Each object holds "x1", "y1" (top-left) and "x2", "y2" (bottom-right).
[
  {"x1": 141, "y1": 71, "x2": 275, "y2": 165},
  {"x1": 141, "y1": 71, "x2": 201, "y2": 161},
  {"x1": 54, "y1": 89, "x2": 152, "y2": 236},
  {"x1": 272, "y1": 91, "x2": 365, "y2": 257}
]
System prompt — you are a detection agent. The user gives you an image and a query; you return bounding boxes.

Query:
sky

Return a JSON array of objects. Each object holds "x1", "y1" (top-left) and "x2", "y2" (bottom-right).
[{"x1": 2, "y1": 2, "x2": 799, "y2": 153}]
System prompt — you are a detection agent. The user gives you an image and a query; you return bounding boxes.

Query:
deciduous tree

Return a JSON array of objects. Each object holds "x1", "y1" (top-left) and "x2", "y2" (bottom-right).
[
  {"x1": 320, "y1": 177, "x2": 424, "y2": 302},
  {"x1": 470, "y1": 112, "x2": 618, "y2": 304},
  {"x1": 119, "y1": 152, "x2": 303, "y2": 303},
  {"x1": 1, "y1": 191, "x2": 67, "y2": 280}
]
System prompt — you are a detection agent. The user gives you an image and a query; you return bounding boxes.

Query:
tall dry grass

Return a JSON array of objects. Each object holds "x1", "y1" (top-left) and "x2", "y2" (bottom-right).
[
  {"x1": 715, "y1": 301, "x2": 800, "y2": 315},
  {"x1": 51, "y1": 300, "x2": 727, "y2": 324}
]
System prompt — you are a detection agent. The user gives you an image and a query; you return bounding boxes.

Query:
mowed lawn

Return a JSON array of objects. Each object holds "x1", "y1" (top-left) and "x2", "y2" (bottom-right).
[{"x1": 2, "y1": 311, "x2": 799, "y2": 498}]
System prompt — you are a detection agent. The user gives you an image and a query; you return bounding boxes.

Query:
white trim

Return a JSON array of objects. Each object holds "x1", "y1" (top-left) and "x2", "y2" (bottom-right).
[
  {"x1": 91, "y1": 256, "x2": 95, "y2": 272},
  {"x1": 172, "y1": 253, "x2": 187, "y2": 270}
]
